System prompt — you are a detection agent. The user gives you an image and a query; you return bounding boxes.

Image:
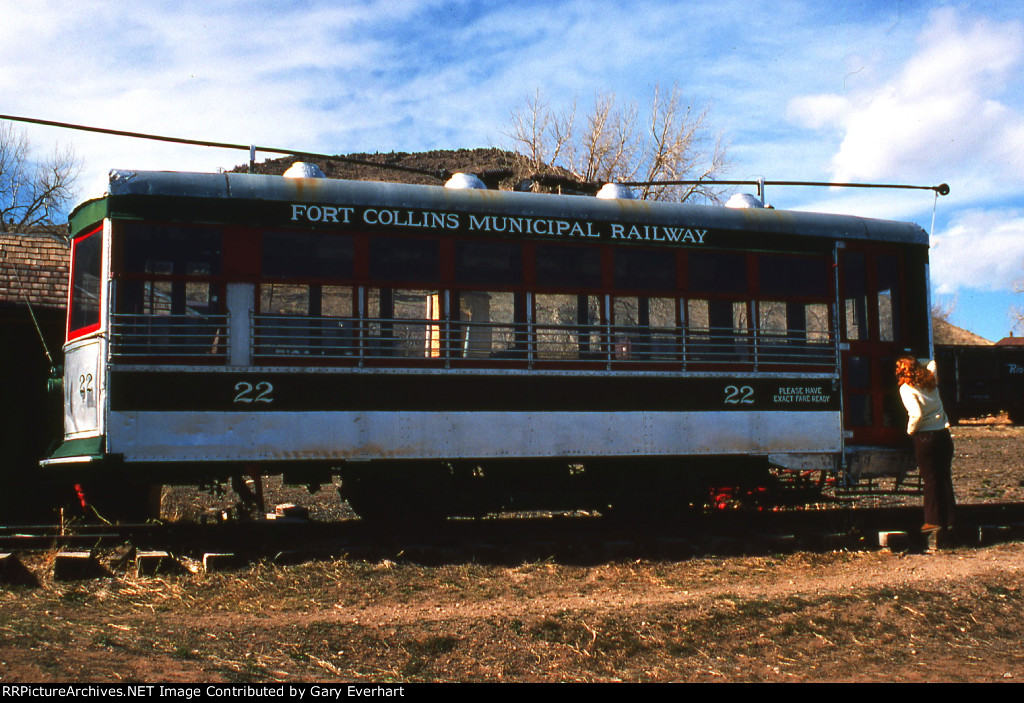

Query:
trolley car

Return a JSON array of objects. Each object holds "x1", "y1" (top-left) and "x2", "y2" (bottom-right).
[{"x1": 43, "y1": 167, "x2": 931, "y2": 519}]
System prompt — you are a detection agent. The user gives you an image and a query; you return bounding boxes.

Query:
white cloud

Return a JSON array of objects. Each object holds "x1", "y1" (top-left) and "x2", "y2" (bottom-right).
[
  {"x1": 930, "y1": 208, "x2": 1024, "y2": 294},
  {"x1": 1, "y1": 2, "x2": 459, "y2": 193},
  {"x1": 786, "y1": 94, "x2": 849, "y2": 131},
  {"x1": 787, "y1": 8, "x2": 1024, "y2": 190}
]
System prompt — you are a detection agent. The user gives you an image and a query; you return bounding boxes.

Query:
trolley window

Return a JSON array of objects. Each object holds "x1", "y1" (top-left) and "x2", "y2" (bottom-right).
[
  {"x1": 454, "y1": 291, "x2": 521, "y2": 359},
  {"x1": 113, "y1": 223, "x2": 226, "y2": 359},
  {"x1": 67, "y1": 227, "x2": 103, "y2": 340},
  {"x1": 758, "y1": 255, "x2": 830, "y2": 298},
  {"x1": 842, "y1": 251, "x2": 868, "y2": 341},
  {"x1": 255, "y1": 284, "x2": 355, "y2": 358},
  {"x1": 688, "y1": 251, "x2": 747, "y2": 294},
  {"x1": 535, "y1": 244, "x2": 601, "y2": 288},
  {"x1": 370, "y1": 236, "x2": 439, "y2": 283},
  {"x1": 614, "y1": 248, "x2": 676, "y2": 291},
  {"x1": 610, "y1": 248, "x2": 678, "y2": 362},
  {"x1": 535, "y1": 293, "x2": 601, "y2": 360},
  {"x1": 877, "y1": 254, "x2": 901, "y2": 343},
  {"x1": 366, "y1": 288, "x2": 442, "y2": 359},
  {"x1": 121, "y1": 223, "x2": 222, "y2": 276},
  {"x1": 686, "y1": 299, "x2": 750, "y2": 362},
  {"x1": 455, "y1": 241, "x2": 522, "y2": 287},
  {"x1": 612, "y1": 296, "x2": 678, "y2": 361},
  {"x1": 253, "y1": 232, "x2": 356, "y2": 358},
  {"x1": 263, "y1": 231, "x2": 353, "y2": 279},
  {"x1": 258, "y1": 284, "x2": 355, "y2": 318}
]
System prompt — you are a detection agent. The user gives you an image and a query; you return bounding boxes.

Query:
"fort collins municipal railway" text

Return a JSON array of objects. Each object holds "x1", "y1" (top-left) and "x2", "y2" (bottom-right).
[{"x1": 289, "y1": 204, "x2": 709, "y2": 245}]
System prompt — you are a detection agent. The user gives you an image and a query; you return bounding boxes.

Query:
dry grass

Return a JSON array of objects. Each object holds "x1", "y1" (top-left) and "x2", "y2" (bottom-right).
[{"x1": 3, "y1": 545, "x2": 1024, "y2": 682}]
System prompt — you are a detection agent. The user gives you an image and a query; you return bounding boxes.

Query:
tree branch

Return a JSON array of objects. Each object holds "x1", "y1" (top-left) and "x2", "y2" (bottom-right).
[
  {"x1": 504, "y1": 86, "x2": 728, "y2": 202},
  {"x1": 0, "y1": 122, "x2": 80, "y2": 233}
]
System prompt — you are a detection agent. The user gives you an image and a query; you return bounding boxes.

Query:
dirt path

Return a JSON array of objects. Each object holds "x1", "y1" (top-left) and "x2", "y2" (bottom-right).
[
  {"x1": 3, "y1": 543, "x2": 1024, "y2": 682},
  {"x1": 164, "y1": 543, "x2": 1022, "y2": 627}
]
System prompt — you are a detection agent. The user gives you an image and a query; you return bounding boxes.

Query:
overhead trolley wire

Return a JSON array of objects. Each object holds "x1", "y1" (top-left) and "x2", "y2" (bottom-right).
[
  {"x1": 1, "y1": 113, "x2": 949, "y2": 197},
  {"x1": 0, "y1": 113, "x2": 450, "y2": 181}
]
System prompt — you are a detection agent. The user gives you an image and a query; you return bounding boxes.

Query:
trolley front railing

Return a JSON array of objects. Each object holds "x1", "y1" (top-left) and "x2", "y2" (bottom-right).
[{"x1": 111, "y1": 313, "x2": 229, "y2": 359}]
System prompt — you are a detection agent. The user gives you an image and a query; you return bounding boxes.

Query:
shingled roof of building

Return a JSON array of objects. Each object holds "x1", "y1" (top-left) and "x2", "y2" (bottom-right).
[{"x1": 0, "y1": 230, "x2": 69, "y2": 310}]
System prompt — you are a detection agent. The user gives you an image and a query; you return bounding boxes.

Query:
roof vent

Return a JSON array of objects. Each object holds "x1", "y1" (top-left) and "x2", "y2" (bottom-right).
[
  {"x1": 725, "y1": 193, "x2": 764, "y2": 209},
  {"x1": 596, "y1": 183, "x2": 637, "y2": 200},
  {"x1": 444, "y1": 173, "x2": 487, "y2": 189},
  {"x1": 283, "y1": 162, "x2": 326, "y2": 179}
]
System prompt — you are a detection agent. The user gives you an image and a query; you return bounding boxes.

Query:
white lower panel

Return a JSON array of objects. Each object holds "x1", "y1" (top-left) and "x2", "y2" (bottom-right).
[
  {"x1": 64, "y1": 339, "x2": 104, "y2": 436},
  {"x1": 108, "y1": 410, "x2": 842, "y2": 462}
]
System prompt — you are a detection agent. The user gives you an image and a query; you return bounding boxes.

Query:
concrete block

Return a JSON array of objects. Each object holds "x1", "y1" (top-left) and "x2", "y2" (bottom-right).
[
  {"x1": 135, "y1": 551, "x2": 180, "y2": 576},
  {"x1": 0, "y1": 553, "x2": 38, "y2": 586},
  {"x1": 53, "y1": 551, "x2": 104, "y2": 581},
  {"x1": 202, "y1": 553, "x2": 243, "y2": 572},
  {"x1": 878, "y1": 531, "x2": 910, "y2": 551},
  {"x1": 975, "y1": 525, "x2": 1012, "y2": 546}
]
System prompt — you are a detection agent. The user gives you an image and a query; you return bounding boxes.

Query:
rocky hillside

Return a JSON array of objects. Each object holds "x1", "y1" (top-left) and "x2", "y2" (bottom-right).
[
  {"x1": 933, "y1": 318, "x2": 992, "y2": 345},
  {"x1": 232, "y1": 148, "x2": 593, "y2": 193}
]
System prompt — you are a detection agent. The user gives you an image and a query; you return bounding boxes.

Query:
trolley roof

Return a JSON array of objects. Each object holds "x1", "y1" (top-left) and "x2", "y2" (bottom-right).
[{"x1": 69, "y1": 169, "x2": 929, "y2": 247}]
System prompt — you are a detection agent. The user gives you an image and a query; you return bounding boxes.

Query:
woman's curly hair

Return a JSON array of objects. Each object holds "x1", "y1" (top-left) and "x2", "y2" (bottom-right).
[{"x1": 895, "y1": 354, "x2": 937, "y2": 390}]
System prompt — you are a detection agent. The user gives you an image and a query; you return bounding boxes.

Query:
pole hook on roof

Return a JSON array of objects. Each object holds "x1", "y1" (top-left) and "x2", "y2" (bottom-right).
[{"x1": 618, "y1": 178, "x2": 951, "y2": 196}]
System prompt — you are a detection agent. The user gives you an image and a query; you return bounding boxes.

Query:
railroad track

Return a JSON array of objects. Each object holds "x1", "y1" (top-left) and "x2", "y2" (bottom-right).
[{"x1": 3, "y1": 502, "x2": 1024, "y2": 580}]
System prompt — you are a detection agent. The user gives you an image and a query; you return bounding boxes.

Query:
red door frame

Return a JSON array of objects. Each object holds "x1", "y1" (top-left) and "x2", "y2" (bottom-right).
[{"x1": 838, "y1": 243, "x2": 907, "y2": 447}]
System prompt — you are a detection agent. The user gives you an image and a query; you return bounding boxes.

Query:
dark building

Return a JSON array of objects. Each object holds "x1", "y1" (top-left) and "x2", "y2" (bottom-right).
[{"x1": 0, "y1": 230, "x2": 69, "y2": 500}]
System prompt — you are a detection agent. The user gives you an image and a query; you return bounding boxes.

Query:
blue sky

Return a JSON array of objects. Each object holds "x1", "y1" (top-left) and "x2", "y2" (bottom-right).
[{"x1": 3, "y1": 0, "x2": 1023, "y2": 341}]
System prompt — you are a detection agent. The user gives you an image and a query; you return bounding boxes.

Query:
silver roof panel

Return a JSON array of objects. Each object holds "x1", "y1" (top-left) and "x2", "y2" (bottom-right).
[{"x1": 91, "y1": 169, "x2": 928, "y2": 245}]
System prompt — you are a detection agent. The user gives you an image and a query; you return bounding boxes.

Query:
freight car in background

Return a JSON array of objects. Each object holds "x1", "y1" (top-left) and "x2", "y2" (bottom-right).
[
  {"x1": 39, "y1": 166, "x2": 934, "y2": 521},
  {"x1": 934, "y1": 343, "x2": 1024, "y2": 424}
]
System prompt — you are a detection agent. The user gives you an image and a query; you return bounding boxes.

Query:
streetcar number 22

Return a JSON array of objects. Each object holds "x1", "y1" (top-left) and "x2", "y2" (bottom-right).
[
  {"x1": 78, "y1": 373, "x2": 93, "y2": 400},
  {"x1": 724, "y1": 385, "x2": 754, "y2": 404},
  {"x1": 234, "y1": 381, "x2": 274, "y2": 404}
]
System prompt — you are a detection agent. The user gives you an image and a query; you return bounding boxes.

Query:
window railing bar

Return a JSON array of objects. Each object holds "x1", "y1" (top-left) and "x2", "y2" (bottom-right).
[{"x1": 112, "y1": 311, "x2": 840, "y2": 367}]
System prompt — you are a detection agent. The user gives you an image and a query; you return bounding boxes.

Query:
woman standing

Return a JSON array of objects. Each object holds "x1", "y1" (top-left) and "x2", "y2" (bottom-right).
[{"x1": 895, "y1": 355, "x2": 956, "y2": 541}]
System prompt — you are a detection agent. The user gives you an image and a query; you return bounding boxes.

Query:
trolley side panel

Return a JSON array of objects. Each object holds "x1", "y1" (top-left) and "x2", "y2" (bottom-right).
[{"x1": 106, "y1": 408, "x2": 841, "y2": 463}]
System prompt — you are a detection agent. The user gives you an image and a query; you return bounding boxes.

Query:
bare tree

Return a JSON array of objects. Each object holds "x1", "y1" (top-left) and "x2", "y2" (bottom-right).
[
  {"x1": 506, "y1": 89, "x2": 576, "y2": 175},
  {"x1": 0, "y1": 122, "x2": 81, "y2": 234},
  {"x1": 505, "y1": 85, "x2": 729, "y2": 202},
  {"x1": 930, "y1": 295, "x2": 962, "y2": 344},
  {"x1": 563, "y1": 92, "x2": 638, "y2": 184},
  {"x1": 1011, "y1": 272, "x2": 1024, "y2": 335},
  {"x1": 931, "y1": 296, "x2": 957, "y2": 326}
]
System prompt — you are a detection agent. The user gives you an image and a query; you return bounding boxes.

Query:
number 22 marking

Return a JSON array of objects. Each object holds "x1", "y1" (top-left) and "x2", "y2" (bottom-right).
[
  {"x1": 78, "y1": 373, "x2": 93, "y2": 400},
  {"x1": 234, "y1": 381, "x2": 274, "y2": 404},
  {"x1": 724, "y1": 385, "x2": 754, "y2": 404}
]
